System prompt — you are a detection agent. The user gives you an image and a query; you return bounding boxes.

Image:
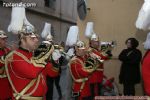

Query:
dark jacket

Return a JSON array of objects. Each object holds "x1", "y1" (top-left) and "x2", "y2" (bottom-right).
[{"x1": 119, "y1": 48, "x2": 142, "y2": 84}]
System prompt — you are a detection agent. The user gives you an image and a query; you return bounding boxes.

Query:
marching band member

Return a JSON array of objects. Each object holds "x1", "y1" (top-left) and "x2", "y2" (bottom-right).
[
  {"x1": 68, "y1": 26, "x2": 96, "y2": 100},
  {"x1": 0, "y1": 30, "x2": 12, "y2": 100},
  {"x1": 85, "y1": 22, "x2": 112, "y2": 98},
  {"x1": 69, "y1": 40, "x2": 95, "y2": 100},
  {"x1": 4, "y1": 7, "x2": 59, "y2": 100},
  {"x1": 41, "y1": 22, "x2": 63, "y2": 100},
  {"x1": 88, "y1": 33, "x2": 112, "y2": 98}
]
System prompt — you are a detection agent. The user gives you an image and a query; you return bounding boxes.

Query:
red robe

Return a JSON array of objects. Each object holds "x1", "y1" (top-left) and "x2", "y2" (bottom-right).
[
  {"x1": 88, "y1": 48, "x2": 109, "y2": 96},
  {"x1": 69, "y1": 56, "x2": 93, "y2": 100},
  {"x1": 0, "y1": 47, "x2": 12, "y2": 100},
  {"x1": 5, "y1": 47, "x2": 59, "y2": 100},
  {"x1": 142, "y1": 50, "x2": 150, "y2": 96}
]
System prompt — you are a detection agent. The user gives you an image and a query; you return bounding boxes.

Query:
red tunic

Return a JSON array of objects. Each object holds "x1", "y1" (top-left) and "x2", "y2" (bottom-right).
[
  {"x1": 0, "y1": 47, "x2": 12, "y2": 100},
  {"x1": 88, "y1": 48, "x2": 109, "y2": 96},
  {"x1": 142, "y1": 50, "x2": 150, "y2": 96},
  {"x1": 5, "y1": 47, "x2": 59, "y2": 99},
  {"x1": 69, "y1": 56, "x2": 93, "y2": 100},
  {"x1": 88, "y1": 48, "x2": 109, "y2": 84}
]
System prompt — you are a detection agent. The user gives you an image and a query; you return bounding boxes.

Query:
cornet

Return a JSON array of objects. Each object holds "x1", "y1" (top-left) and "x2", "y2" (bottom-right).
[
  {"x1": 53, "y1": 44, "x2": 72, "y2": 58},
  {"x1": 87, "y1": 48, "x2": 104, "y2": 63},
  {"x1": 100, "y1": 40, "x2": 117, "y2": 51}
]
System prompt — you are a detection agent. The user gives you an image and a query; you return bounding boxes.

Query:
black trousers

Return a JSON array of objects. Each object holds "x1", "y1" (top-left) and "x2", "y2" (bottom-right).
[
  {"x1": 46, "y1": 76, "x2": 62, "y2": 100},
  {"x1": 54, "y1": 75, "x2": 62, "y2": 99},
  {"x1": 82, "y1": 96, "x2": 93, "y2": 100},
  {"x1": 123, "y1": 83, "x2": 135, "y2": 96},
  {"x1": 90, "y1": 83, "x2": 102, "y2": 99}
]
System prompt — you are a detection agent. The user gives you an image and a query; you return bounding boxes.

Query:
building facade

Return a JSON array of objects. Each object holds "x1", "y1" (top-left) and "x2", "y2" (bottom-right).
[{"x1": 0, "y1": 0, "x2": 77, "y2": 44}]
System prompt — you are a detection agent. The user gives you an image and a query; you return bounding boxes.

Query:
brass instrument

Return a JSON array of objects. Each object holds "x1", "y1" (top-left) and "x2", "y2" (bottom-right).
[
  {"x1": 100, "y1": 40, "x2": 117, "y2": 51},
  {"x1": 87, "y1": 48, "x2": 104, "y2": 63},
  {"x1": 53, "y1": 44, "x2": 72, "y2": 58}
]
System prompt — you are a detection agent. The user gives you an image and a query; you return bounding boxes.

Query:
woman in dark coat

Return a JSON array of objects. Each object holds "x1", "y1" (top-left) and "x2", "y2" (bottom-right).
[{"x1": 119, "y1": 38, "x2": 142, "y2": 96}]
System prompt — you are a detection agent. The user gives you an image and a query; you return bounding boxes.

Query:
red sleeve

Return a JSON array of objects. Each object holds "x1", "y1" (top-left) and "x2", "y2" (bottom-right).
[
  {"x1": 11, "y1": 54, "x2": 43, "y2": 79},
  {"x1": 42, "y1": 62, "x2": 59, "y2": 77},
  {"x1": 92, "y1": 50, "x2": 109, "y2": 61},
  {"x1": 99, "y1": 53, "x2": 109, "y2": 60},
  {"x1": 70, "y1": 62, "x2": 91, "y2": 78}
]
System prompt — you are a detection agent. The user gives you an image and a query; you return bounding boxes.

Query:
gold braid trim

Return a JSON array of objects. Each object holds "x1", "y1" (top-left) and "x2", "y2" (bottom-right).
[
  {"x1": 0, "y1": 56, "x2": 5, "y2": 64},
  {"x1": 31, "y1": 59, "x2": 46, "y2": 68},
  {"x1": 71, "y1": 57, "x2": 94, "y2": 73},
  {"x1": 69, "y1": 57, "x2": 88, "y2": 93},
  {"x1": 5, "y1": 51, "x2": 42, "y2": 98},
  {"x1": 5, "y1": 51, "x2": 19, "y2": 94},
  {"x1": 0, "y1": 74, "x2": 7, "y2": 78},
  {"x1": 69, "y1": 60, "x2": 88, "y2": 83},
  {"x1": 101, "y1": 51, "x2": 108, "y2": 57},
  {"x1": 51, "y1": 67, "x2": 59, "y2": 72},
  {"x1": 13, "y1": 51, "x2": 31, "y2": 64},
  {"x1": 31, "y1": 45, "x2": 54, "y2": 68},
  {"x1": 13, "y1": 50, "x2": 50, "y2": 68},
  {"x1": 70, "y1": 57, "x2": 82, "y2": 79}
]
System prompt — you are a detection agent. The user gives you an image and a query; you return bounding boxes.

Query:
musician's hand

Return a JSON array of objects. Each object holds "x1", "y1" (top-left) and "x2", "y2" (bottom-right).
[
  {"x1": 52, "y1": 49, "x2": 61, "y2": 61},
  {"x1": 66, "y1": 48, "x2": 75, "y2": 57}
]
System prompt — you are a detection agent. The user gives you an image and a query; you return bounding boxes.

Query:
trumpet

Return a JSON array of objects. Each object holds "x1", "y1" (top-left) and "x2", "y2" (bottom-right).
[
  {"x1": 89, "y1": 52, "x2": 104, "y2": 63},
  {"x1": 53, "y1": 44, "x2": 72, "y2": 58},
  {"x1": 87, "y1": 49, "x2": 104, "y2": 63},
  {"x1": 100, "y1": 41, "x2": 117, "y2": 51},
  {"x1": 40, "y1": 41, "x2": 73, "y2": 59}
]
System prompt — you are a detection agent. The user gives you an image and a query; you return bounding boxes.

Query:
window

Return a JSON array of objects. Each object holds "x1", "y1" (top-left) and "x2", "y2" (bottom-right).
[
  {"x1": 77, "y1": 0, "x2": 87, "y2": 20},
  {"x1": 44, "y1": 0, "x2": 56, "y2": 9}
]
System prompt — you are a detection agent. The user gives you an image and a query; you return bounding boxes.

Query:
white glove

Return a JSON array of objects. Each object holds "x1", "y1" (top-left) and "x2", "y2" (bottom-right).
[
  {"x1": 52, "y1": 49, "x2": 61, "y2": 61},
  {"x1": 42, "y1": 41, "x2": 50, "y2": 44},
  {"x1": 67, "y1": 48, "x2": 75, "y2": 57}
]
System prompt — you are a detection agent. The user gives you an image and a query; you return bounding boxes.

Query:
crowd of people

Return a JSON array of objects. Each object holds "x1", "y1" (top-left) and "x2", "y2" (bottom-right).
[{"x1": 0, "y1": 26, "x2": 116, "y2": 100}]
